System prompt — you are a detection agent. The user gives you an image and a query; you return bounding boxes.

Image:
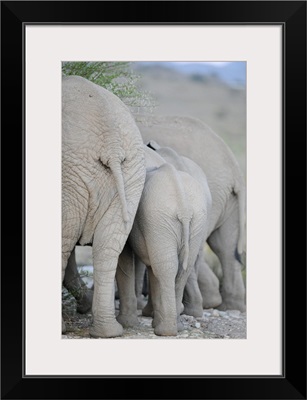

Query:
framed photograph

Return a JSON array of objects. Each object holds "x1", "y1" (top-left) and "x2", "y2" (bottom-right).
[{"x1": 1, "y1": 1, "x2": 306, "y2": 399}]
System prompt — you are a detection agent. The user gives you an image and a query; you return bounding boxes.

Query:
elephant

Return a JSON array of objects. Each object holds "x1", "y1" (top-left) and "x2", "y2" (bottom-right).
[
  {"x1": 62, "y1": 75, "x2": 146, "y2": 338},
  {"x1": 135, "y1": 143, "x2": 222, "y2": 317},
  {"x1": 135, "y1": 114, "x2": 246, "y2": 312},
  {"x1": 117, "y1": 151, "x2": 212, "y2": 336},
  {"x1": 149, "y1": 143, "x2": 223, "y2": 314}
]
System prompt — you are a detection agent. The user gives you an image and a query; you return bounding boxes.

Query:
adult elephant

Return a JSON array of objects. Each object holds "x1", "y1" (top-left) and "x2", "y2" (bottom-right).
[
  {"x1": 62, "y1": 76, "x2": 145, "y2": 337},
  {"x1": 135, "y1": 114, "x2": 246, "y2": 312}
]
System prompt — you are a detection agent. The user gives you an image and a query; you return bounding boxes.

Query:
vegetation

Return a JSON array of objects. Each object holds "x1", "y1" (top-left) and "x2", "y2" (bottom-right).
[{"x1": 62, "y1": 61, "x2": 155, "y2": 113}]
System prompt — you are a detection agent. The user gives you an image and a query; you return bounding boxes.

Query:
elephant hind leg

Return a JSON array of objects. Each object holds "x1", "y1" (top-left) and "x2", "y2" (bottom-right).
[
  {"x1": 149, "y1": 262, "x2": 178, "y2": 336},
  {"x1": 208, "y1": 208, "x2": 246, "y2": 312},
  {"x1": 116, "y1": 244, "x2": 139, "y2": 328}
]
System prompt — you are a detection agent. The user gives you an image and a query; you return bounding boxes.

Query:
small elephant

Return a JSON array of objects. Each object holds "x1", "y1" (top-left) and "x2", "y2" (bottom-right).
[
  {"x1": 137, "y1": 114, "x2": 246, "y2": 312},
  {"x1": 118, "y1": 159, "x2": 212, "y2": 336},
  {"x1": 149, "y1": 143, "x2": 223, "y2": 314},
  {"x1": 136, "y1": 143, "x2": 222, "y2": 317},
  {"x1": 62, "y1": 76, "x2": 146, "y2": 338}
]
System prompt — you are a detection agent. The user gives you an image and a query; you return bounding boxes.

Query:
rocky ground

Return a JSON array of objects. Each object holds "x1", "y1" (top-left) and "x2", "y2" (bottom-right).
[{"x1": 62, "y1": 294, "x2": 246, "y2": 340}]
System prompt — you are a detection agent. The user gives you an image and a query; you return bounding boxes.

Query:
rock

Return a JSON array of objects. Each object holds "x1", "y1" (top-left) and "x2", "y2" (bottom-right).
[
  {"x1": 212, "y1": 309, "x2": 220, "y2": 317},
  {"x1": 218, "y1": 311, "x2": 227, "y2": 317},
  {"x1": 227, "y1": 310, "x2": 241, "y2": 318},
  {"x1": 195, "y1": 322, "x2": 201, "y2": 329}
]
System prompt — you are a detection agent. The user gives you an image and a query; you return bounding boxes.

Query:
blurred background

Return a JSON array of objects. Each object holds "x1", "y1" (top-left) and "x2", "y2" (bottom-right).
[{"x1": 131, "y1": 61, "x2": 246, "y2": 176}]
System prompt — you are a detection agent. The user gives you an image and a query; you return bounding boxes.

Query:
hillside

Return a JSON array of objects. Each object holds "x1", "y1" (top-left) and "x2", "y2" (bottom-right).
[{"x1": 132, "y1": 62, "x2": 246, "y2": 176}]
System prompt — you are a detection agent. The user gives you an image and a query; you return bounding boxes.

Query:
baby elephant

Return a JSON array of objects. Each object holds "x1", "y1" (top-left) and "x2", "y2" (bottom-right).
[{"x1": 128, "y1": 163, "x2": 212, "y2": 336}]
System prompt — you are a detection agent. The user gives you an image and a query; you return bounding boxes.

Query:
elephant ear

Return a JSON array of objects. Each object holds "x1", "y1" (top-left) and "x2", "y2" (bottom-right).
[{"x1": 146, "y1": 140, "x2": 161, "y2": 151}]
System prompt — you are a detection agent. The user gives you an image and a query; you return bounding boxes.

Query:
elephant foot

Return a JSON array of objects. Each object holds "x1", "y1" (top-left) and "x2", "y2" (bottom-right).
[
  {"x1": 152, "y1": 311, "x2": 178, "y2": 336},
  {"x1": 89, "y1": 319, "x2": 123, "y2": 338},
  {"x1": 217, "y1": 299, "x2": 246, "y2": 312},
  {"x1": 154, "y1": 321, "x2": 177, "y2": 336},
  {"x1": 137, "y1": 295, "x2": 147, "y2": 310},
  {"x1": 77, "y1": 289, "x2": 93, "y2": 314},
  {"x1": 142, "y1": 302, "x2": 153, "y2": 317},
  {"x1": 183, "y1": 304, "x2": 203, "y2": 318},
  {"x1": 202, "y1": 293, "x2": 222, "y2": 310},
  {"x1": 116, "y1": 313, "x2": 139, "y2": 328}
]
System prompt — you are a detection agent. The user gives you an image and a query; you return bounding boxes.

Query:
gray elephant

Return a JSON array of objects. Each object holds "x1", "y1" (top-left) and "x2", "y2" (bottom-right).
[
  {"x1": 62, "y1": 76, "x2": 145, "y2": 338},
  {"x1": 151, "y1": 143, "x2": 223, "y2": 315},
  {"x1": 117, "y1": 149, "x2": 212, "y2": 336},
  {"x1": 136, "y1": 114, "x2": 246, "y2": 312},
  {"x1": 136, "y1": 143, "x2": 222, "y2": 317}
]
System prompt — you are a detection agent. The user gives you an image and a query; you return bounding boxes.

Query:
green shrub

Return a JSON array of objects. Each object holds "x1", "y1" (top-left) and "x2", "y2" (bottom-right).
[{"x1": 62, "y1": 62, "x2": 155, "y2": 113}]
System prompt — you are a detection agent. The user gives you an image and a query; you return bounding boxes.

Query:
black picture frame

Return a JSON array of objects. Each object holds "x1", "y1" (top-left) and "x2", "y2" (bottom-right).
[{"x1": 1, "y1": 1, "x2": 306, "y2": 399}]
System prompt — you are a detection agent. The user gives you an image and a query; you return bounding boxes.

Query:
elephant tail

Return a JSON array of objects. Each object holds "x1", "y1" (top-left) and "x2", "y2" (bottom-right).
[
  {"x1": 179, "y1": 216, "x2": 191, "y2": 271},
  {"x1": 109, "y1": 160, "x2": 129, "y2": 223}
]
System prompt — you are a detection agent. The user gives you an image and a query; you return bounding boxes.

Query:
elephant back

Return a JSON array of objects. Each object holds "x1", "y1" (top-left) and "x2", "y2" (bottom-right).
[
  {"x1": 136, "y1": 114, "x2": 245, "y2": 237},
  {"x1": 62, "y1": 76, "x2": 142, "y2": 157}
]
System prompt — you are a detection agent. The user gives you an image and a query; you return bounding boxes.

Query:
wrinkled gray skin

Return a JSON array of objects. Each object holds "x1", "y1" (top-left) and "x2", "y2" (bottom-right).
[
  {"x1": 117, "y1": 153, "x2": 212, "y2": 336},
  {"x1": 140, "y1": 246, "x2": 222, "y2": 318},
  {"x1": 64, "y1": 246, "x2": 147, "y2": 312},
  {"x1": 137, "y1": 145, "x2": 222, "y2": 317},
  {"x1": 136, "y1": 114, "x2": 246, "y2": 311},
  {"x1": 62, "y1": 76, "x2": 145, "y2": 338},
  {"x1": 115, "y1": 146, "x2": 165, "y2": 327},
  {"x1": 152, "y1": 145, "x2": 222, "y2": 315}
]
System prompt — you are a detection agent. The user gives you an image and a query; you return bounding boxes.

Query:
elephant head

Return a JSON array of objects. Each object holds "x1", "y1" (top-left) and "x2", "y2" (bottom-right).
[{"x1": 62, "y1": 76, "x2": 145, "y2": 337}]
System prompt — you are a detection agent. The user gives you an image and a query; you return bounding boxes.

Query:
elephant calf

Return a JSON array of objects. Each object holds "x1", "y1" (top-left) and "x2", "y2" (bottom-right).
[{"x1": 125, "y1": 162, "x2": 212, "y2": 336}]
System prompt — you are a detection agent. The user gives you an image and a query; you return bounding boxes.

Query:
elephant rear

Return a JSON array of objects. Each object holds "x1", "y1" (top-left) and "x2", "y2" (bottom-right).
[
  {"x1": 62, "y1": 76, "x2": 146, "y2": 337},
  {"x1": 178, "y1": 170, "x2": 212, "y2": 271}
]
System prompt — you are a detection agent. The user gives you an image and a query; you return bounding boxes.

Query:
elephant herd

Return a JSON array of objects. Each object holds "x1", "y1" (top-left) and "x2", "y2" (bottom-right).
[{"x1": 62, "y1": 75, "x2": 246, "y2": 338}]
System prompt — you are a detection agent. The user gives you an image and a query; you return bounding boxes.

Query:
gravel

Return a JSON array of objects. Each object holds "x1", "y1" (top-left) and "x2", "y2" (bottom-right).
[{"x1": 62, "y1": 303, "x2": 246, "y2": 340}]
